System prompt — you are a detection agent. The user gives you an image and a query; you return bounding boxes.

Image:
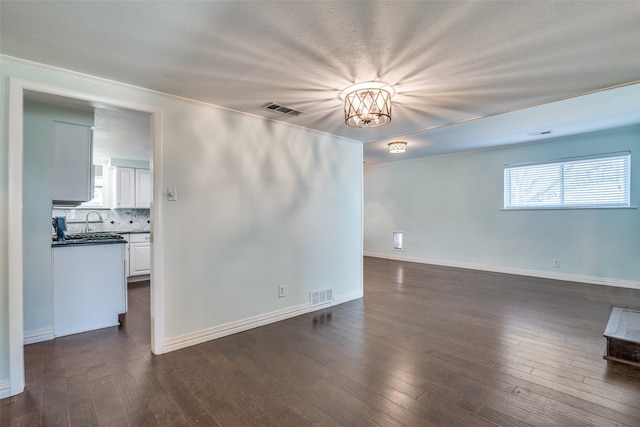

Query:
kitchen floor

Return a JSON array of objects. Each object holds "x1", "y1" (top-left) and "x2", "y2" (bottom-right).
[
  {"x1": 3, "y1": 260, "x2": 640, "y2": 426},
  {"x1": 1, "y1": 281, "x2": 152, "y2": 425}
]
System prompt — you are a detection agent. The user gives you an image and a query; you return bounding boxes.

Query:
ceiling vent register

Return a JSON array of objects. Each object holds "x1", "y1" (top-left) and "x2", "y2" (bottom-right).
[{"x1": 262, "y1": 102, "x2": 302, "y2": 117}]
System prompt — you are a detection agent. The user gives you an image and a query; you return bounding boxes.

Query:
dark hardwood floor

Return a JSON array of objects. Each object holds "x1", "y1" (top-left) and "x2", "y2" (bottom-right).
[{"x1": 3, "y1": 257, "x2": 640, "y2": 426}]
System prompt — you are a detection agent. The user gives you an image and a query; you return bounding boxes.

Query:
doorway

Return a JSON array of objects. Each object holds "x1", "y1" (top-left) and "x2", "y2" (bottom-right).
[{"x1": 7, "y1": 78, "x2": 164, "y2": 397}]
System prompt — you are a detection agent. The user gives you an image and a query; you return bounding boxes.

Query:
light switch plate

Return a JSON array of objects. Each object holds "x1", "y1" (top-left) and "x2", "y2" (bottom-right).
[{"x1": 167, "y1": 187, "x2": 177, "y2": 201}]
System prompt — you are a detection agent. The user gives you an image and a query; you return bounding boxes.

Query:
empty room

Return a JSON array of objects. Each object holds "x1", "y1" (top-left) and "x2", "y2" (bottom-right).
[{"x1": 1, "y1": 1, "x2": 640, "y2": 426}]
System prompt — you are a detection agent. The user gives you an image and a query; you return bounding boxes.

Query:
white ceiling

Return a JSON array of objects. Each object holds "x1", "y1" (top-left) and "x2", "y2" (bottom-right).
[
  {"x1": 23, "y1": 90, "x2": 152, "y2": 164},
  {"x1": 92, "y1": 107, "x2": 151, "y2": 164},
  {"x1": 3, "y1": 1, "x2": 640, "y2": 165}
]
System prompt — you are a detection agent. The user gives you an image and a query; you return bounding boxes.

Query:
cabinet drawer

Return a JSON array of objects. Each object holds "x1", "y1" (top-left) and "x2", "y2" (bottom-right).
[{"x1": 129, "y1": 233, "x2": 150, "y2": 243}]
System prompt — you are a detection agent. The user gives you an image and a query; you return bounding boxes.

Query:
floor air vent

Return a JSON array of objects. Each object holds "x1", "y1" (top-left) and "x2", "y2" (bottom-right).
[
  {"x1": 310, "y1": 288, "x2": 333, "y2": 306},
  {"x1": 262, "y1": 102, "x2": 302, "y2": 117}
]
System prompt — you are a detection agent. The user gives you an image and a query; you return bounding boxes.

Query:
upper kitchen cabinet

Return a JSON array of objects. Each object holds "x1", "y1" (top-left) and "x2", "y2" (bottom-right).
[
  {"x1": 111, "y1": 166, "x2": 135, "y2": 208},
  {"x1": 111, "y1": 166, "x2": 151, "y2": 209},
  {"x1": 52, "y1": 121, "x2": 93, "y2": 205},
  {"x1": 135, "y1": 168, "x2": 152, "y2": 208}
]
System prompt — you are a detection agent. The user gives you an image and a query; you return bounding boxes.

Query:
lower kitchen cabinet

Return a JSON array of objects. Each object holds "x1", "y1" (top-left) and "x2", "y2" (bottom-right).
[
  {"x1": 52, "y1": 243, "x2": 127, "y2": 337},
  {"x1": 129, "y1": 232, "x2": 151, "y2": 277}
]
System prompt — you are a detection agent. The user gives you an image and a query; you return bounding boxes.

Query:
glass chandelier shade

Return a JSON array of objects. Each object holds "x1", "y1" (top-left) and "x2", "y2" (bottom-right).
[
  {"x1": 387, "y1": 141, "x2": 407, "y2": 153},
  {"x1": 344, "y1": 88, "x2": 391, "y2": 128}
]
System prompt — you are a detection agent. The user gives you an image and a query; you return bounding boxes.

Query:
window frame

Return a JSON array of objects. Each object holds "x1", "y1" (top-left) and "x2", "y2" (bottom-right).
[
  {"x1": 503, "y1": 151, "x2": 632, "y2": 210},
  {"x1": 79, "y1": 163, "x2": 107, "y2": 208}
]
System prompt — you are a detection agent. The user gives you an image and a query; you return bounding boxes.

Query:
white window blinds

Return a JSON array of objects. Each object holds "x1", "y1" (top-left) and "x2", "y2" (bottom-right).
[{"x1": 504, "y1": 152, "x2": 631, "y2": 209}]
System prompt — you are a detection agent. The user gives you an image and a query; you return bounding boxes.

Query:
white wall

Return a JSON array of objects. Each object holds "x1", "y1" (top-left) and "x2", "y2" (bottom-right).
[
  {"x1": 22, "y1": 100, "x2": 94, "y2": 340},
  {"x1": 0, "y1": 57, "x2": 363, "y2": 395},
  {"x1": 364, "y1": 126, "x2": 640, "y2": 287},
  {"x1": 160, "y1": 96, "x2": 363, "y2": 340}
]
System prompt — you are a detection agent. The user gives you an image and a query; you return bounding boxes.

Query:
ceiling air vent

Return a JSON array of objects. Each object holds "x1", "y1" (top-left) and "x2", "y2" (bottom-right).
[
  {"x1": 527, "y1": 130, "x2": 553, "y2": 136},
  {"x1": 262, "y1": 102, "x2": 302, "y2": 117}
]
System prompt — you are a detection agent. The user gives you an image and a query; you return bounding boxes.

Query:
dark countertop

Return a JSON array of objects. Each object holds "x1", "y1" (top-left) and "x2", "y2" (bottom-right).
[
  {"x1": 50, "y1": 231, "x2": 150, "y2": 247},
  {"x1": 52, "y1": 239, "x2": 126, "y2": 248},
  {"x1": 51, "y1": 231, "x2": 149, "y2": 247},
  {"x1": 51, "y1": 232, "x2": 128, "y2": 248}
]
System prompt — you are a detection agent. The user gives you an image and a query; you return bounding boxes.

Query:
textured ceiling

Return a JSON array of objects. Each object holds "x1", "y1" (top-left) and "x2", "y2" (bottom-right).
[{"x1": 2, "y1": 1, "x2": 640, "y2": 165}]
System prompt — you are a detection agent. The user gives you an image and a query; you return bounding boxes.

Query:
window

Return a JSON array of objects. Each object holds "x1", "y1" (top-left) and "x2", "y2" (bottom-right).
[
  {"x1": 504, "y1": 152, "x2": 630, "y2": 209},
  {"x1": 80, "y1": 164, "x2": 105, "y2": 208}
]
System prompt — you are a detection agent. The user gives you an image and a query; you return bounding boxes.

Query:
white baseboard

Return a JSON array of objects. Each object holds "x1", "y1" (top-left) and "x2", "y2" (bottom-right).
[
  {"x1": 364, "y1": 251, "x2": 640, "y2": 290},
  {"x1": 24, "y1": 327, "x2": 54, "y2": 345},
  {"x1": 0, "y1": 378, "x2": 10, "y2": 399},
  {"x1": 333, "y1": 288, "x2": 364, "y2": 305},
  {"x1": 163, "y1": 289, "x2": 363, "y2": 353},
  {"x1": 127, "y1": 274, "x2": 150, "y2": 283}
]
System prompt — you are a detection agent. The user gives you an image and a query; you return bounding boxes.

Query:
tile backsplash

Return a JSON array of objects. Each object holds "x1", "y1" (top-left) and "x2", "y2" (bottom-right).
[{"x1": 52, "y1": 208, "x2": 151, "y2": 234}]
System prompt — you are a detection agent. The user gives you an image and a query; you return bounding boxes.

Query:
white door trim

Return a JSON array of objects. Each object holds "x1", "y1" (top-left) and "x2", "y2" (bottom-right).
[{"x1": 7, "y1": 77, "x2": 164, "y2": 397}]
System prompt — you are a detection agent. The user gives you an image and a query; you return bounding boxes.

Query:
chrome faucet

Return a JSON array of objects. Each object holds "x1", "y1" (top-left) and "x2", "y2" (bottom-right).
[{"x1": 84, "y1": 210, "x2": 103, "y2": 232}]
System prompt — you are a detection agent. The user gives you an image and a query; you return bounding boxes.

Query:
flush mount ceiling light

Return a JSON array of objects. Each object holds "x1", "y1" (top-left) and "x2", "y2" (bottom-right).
[
  {"x1": 387, "y1": 141, "x2": 407, "y2": 153},
  {"x1": 341, "y1": 82, "x2": 394, "y2": 128}
]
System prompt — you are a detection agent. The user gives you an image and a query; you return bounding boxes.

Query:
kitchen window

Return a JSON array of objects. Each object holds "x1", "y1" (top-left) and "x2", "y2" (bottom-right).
[
  {"x1": 503, "y1": 152, "x2": 631, "y2": 209},
  {"x1": 80, "y1": 164, "x2": 105, "y2": 208}
]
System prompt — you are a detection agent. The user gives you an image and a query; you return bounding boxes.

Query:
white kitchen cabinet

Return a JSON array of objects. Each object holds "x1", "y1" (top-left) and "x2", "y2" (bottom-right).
[
  {"x1": 111, "y1": 167, "x2": 135, "y2": 208},
  {"x1": 52, "y1": 121, "x2": 93, "y2": 205},
  {"x1": 129, "y1": 232, "x2": 151, "y2": 276},
  {"x1": 111, "y1": 167, "x2": 151, "y2": 208},
  {"x1": 135, "y1": 169, "x2": 152, "y2": 208},
  {"x1": 52, "y1": 243, "x2": 127, "y2": 337}
]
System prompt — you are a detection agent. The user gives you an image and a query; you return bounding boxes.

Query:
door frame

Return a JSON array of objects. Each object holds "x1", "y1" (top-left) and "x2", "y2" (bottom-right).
[{"x1": 7, "y1": 77, "x2": 165, "y2": 396}]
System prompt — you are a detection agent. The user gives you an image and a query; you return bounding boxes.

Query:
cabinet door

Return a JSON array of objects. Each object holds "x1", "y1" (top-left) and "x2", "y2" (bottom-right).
[
  {"x1": 112, "y1": 167, "x2": 135, "y2": 208},
  {"x1": 135, "y1": 169, "x2": 152, "y2": 208},
  {"x1": 129, "y1": 233, "x2": 151, "y2": 276},
  {"x1": 52, "y1": 122, "x2": 93, "y2": 204}
]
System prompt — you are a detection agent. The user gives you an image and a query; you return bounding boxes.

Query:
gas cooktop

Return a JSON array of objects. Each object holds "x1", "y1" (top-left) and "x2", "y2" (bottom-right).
[
  {"x1": 66, "y1": 232, "x2": 124, "y2": 240},
  {"x1": 53, "y1": 232, "x2": 126, "y2": 245}
]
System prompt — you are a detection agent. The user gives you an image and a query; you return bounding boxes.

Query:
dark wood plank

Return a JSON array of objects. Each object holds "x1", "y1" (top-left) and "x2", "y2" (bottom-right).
[
  {"x1": 66, "y1": 374, "x2": 99, "y2": 427},
  {"x1": 155, "y1": 370, "x2": 221, "y2": 426},
  {"x1": 3, "y1": 261, "x2": 640, "y2": 426},
  {"x1": 40, "y1": 368, "x2": 70, "y2": 426}
]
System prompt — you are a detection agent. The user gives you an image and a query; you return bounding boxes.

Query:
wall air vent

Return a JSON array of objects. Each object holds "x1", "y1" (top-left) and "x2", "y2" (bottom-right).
[
  {"x1": 262, "y1": 102, "x2": 302, "y2": 117},
  {"x1": 310, "y1": 288, "x2": 333, "y2": 307}
]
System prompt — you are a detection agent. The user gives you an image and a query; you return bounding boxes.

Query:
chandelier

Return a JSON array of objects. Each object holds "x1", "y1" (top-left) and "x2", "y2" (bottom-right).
[
  {"x1": 387, "y1": 142, "x2": 407, "y2": 153},
  {"x1": 341, "y1": 82, "x2": 394, "y2": 128}
]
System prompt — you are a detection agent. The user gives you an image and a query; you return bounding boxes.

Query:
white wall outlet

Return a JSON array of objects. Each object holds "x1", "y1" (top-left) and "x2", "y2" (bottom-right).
[
  {"x1": 278, "y1": 285, "x2": 286, "y2": 297},
  {"x1": 554, "y1": 259, "x2": 560, "y2": 267}
]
